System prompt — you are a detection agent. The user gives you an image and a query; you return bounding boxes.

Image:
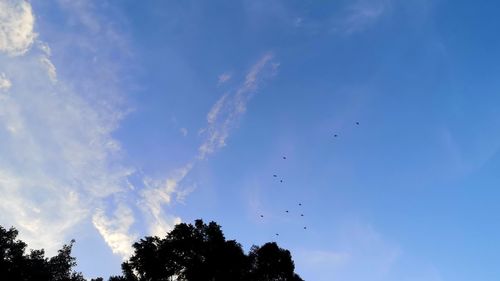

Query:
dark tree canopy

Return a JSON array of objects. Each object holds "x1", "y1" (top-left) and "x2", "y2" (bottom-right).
[
  {"x1": 248, "y1": 243, "x2": 303, "y2": 281},
  {"x1": 113, "y1": 219, "x2": 304, "y2": 281},
  {"x1": 1, "y1": 220, "x2": 303, "y2": 281},
  {"x1": 0, "y1": 225, "x2": 85, "y2": 281}
]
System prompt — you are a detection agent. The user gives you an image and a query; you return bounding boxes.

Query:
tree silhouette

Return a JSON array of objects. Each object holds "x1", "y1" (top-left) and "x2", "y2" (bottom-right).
[
  {"x1": 0, "y1": 225, "x2": 85, "y2": 281},
  {"x1": 116, "y1": 219, "x2": 303, "y2": 281},
  {"x1": 118, "y1": 220, "x2": 249, "y2": 281},
  {"x1": 1, "y1": 220, "x2": 303, "y2": 281},
  {"x1": 248, "y1": 243, "x2": 303, "y2": 281}
]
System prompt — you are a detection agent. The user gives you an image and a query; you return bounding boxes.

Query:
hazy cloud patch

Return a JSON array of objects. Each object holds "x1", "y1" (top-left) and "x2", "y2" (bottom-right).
[
  {"x1": 337, "y1": 0, "x2": 391, "y2": 34},
  {"x1": 0, "y1": 0, "x2": 135, "y2": 256},
  {"x1": 217, "y1": 72, "x2": 232, "y2": 85},
  {"x1": 296, "y1": 221, "x2": 402, "y2": 281}
]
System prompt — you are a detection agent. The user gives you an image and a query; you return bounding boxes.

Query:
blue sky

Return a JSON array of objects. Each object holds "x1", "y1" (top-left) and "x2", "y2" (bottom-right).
[{"x1": 1, "y1": 0, "x2": 500, "y2": 280}]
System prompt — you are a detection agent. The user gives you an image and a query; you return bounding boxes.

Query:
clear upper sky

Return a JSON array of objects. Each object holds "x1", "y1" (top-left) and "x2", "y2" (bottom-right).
[{"x1": 1, "y1": 0, "x2": 500, "y2": 280}]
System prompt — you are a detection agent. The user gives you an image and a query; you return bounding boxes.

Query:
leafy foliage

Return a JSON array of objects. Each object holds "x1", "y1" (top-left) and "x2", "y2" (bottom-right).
[
  {"x1": 0, "y1": 220, "x2": 303, "y2": 281},
  {"x1": 0, "y1": 226, "x2": 85, "y2": 281},
  {"x1": 248, "y1": 243, "x2": 303, "y2": 281},
  {"x1": 115, "y1": 219, "x2": 303, "y2": 281}
]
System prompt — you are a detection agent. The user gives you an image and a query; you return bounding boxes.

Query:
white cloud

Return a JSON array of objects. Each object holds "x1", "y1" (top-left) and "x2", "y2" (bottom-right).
[
  {"x1": 92, "y1": 204, "x2": 137, "y2": 259},
  {"x1": 140, "y1": 164, "x2": 191, "y2": 237},
  {"x1": 0, "y1": 0, "x2": 36, "y2": 56},
  {"x1": 0, "y1": 170, "x2": 88, "y2": 252},
  {"x1": 0, "y1": 51, "x2": 134, "y2": 252},
  {"x1": 0, "y1": 73, "x2": 11, "y2": 90}
]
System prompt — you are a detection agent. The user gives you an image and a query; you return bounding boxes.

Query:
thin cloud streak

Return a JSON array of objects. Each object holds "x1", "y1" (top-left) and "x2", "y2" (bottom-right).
[
  {"x1": 199, "y1": 53, "x2": 277, "y2": 159},
  {"x1": 139, "y1": 53, "x2": 279, "y2": 239}
]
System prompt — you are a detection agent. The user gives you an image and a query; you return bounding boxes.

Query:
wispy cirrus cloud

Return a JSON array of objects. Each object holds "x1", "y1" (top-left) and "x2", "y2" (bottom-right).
[
  {"x1": 57, "y1": 51, "x2": 278, "y2": 256},
  {"x1": 199, "y1": 54, "x2": 277, "y2": 159},
  {"x1": 290, "y1": 0, "x2": 391, "y2": 35},
  {"x1": 138, "y1": 53, "x2": 279, "y2": 238},
  {"x1": 0, "y1": 0, "x2": 134, "y2": 256},
  {"x1": 0, "y1": 0, "x2": 279, "y2": 261}
]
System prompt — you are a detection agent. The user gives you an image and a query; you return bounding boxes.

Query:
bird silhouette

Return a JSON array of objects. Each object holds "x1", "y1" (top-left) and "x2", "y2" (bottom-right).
[
  {"x1": 273, "y1": 174, "x2": 277, "y2": 177},
  {"x1": 298, "y1": 203, "x2": 302, "y2": 206},
  {"x1": 260, "y1": 215, "x2": 264, "y2": 218},
  {"x1": 303, "y1": 226, "x2": 307, "y2": 230},
  {"x1": 334, "y1": 134, "x2": 338, "y2": 138},
  {"x1": 285, "y1": 210, "x2": 289, "y2": 213},
  {"x1": 283, "y1": 156, "x2": 287, "y2": 160},
  {"x1": 356, "y1": 121, "x2": 360, "y2": 125},
  {"x1": 300, "y1": 214, "x2": 304, "y2": 217},
  {"x1": 280, "y1": 180, "x2": 283, "y2": 183},
  {"x1": 275, "y1": 233, "x2": 279, "y2": 236}
]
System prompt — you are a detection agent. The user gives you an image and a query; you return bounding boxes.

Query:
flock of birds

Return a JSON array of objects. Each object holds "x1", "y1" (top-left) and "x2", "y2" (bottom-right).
[
  {"x1": 258, "y1": 121, "x2": 361, "y2": 239},
  {"x1": 260, "y1": 157, "x2": 307, "y2": 239}
]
